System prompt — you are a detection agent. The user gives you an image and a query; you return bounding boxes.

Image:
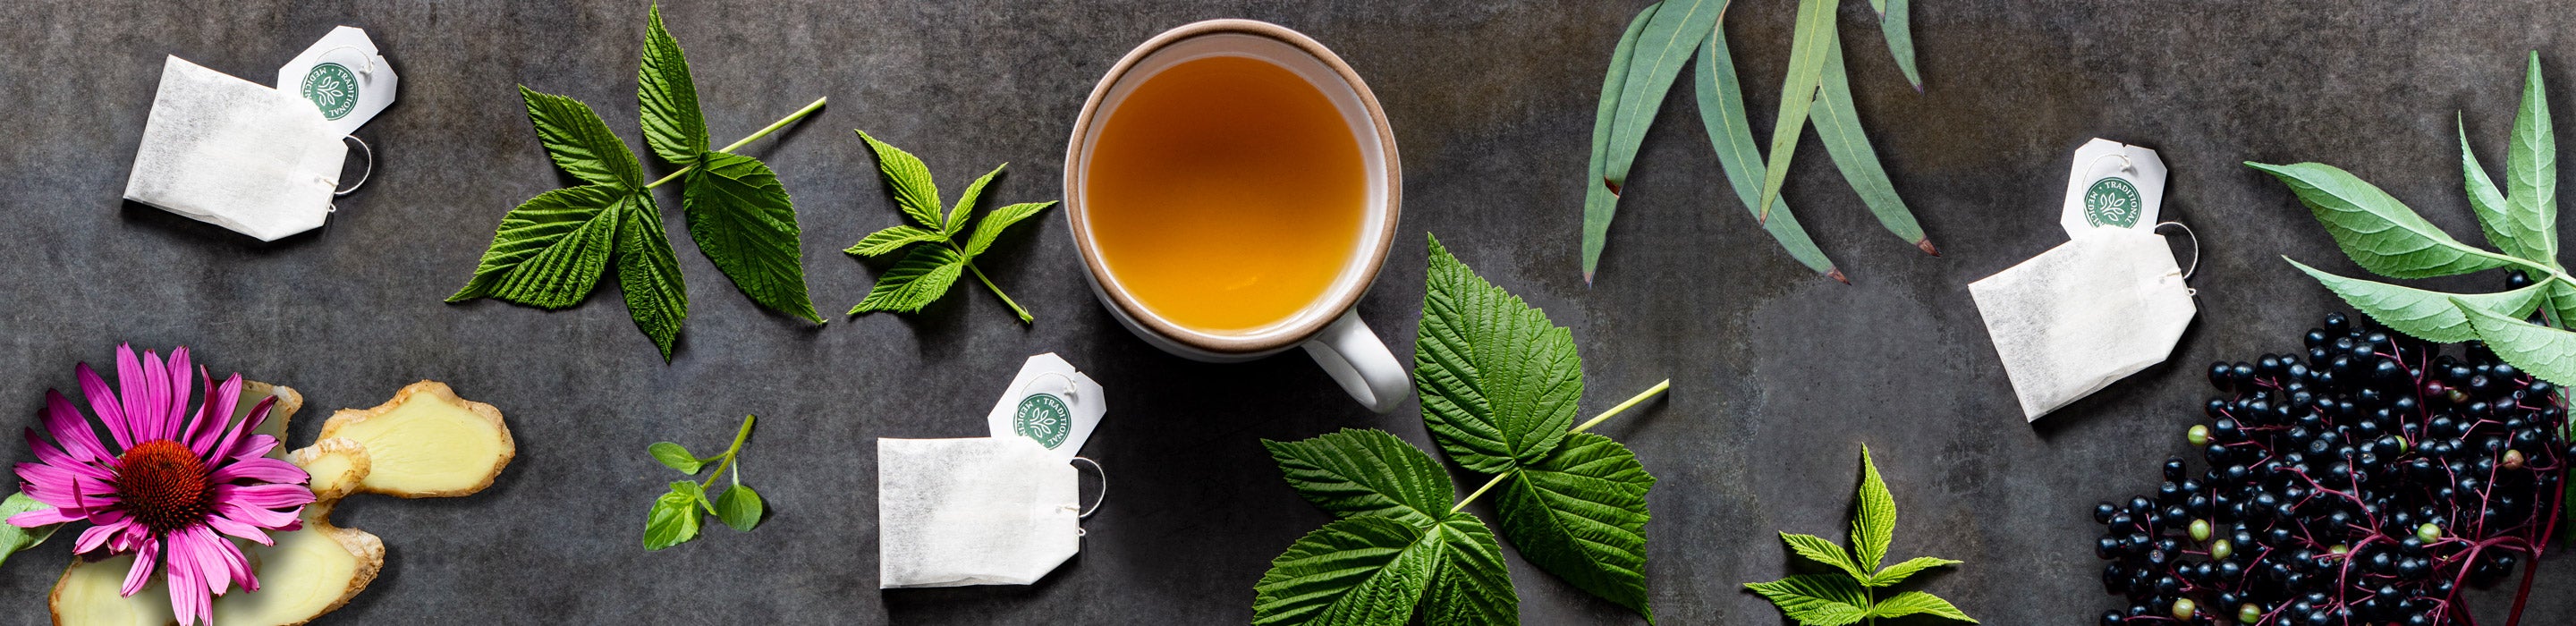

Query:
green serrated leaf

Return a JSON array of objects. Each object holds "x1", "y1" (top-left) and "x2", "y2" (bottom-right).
[
  {"x1": 1745, "y1": 574, "x2": 1871, "y2": 626},
  {"x1": 2506, "y1": 52, "x2": 2560, "y2": 266},
  {"x1": 1262, "y1": 429, "x2": 1455, "y2": 528},
  {"x1": 846, "y1": 224, "x2": 945, "y2": 258},
  {"x1": 851, "y1": 244, "x2": 967, "y2": 315},
  {"x1": 2250, "y1": 162, "x2": 2512, "y2": 279},
  {"x1": 946, "y1": 164, "x2": 1006, "y2": 235},
  {"x1": 643, "y1": 487, "x2": 701, "y2": 550},
  {"x1": 1852, "y1": 445, "x2": 1896, "y2": 571},
  {"x1": 648, "y1": 441, "x2": 701, "y2": 474},
  {"x1": 716, "y1": 484, "x2": 764, "y2": 531},
  {"x1": 682, "y1": 151, "x2": 820, "y2": 323},
  {"x1": 1877, "y1": 0, "x2": 1920, "y2": 90},
  {"x1": 450, "y1": 185, "x2": 625, "y2": 308},
  {"x1": 638, "y1": 4, "x2": 708, "y2": 165},
  {"x1": 2458, "y1": 297, "x2": 2576, "y2": 386},
  {"x1": 1868, "y1": 591, "x2": 1977, "y2": 622},
  {"x1": 964, "y1": 202, "x2": 1054, "y2": 258},
  {"x1": 1417, "y1": 234, "x2": 1584, "y2": 472},
  {"x1": 0, "y1": 492, "x2": 61, "y2": 566},
  {"x1": 2463, "y1": 115, "x2": 2541, "y2": 264},
  {"x1": 2288, "y1": 257, "x2": 2549, "y2": 343},
  {"x1": 520, "y1": 87, "x2": 643, "y2": 189},
  {"x1": 1695, "y1": 21, "x2": 1839, "y2": 277},
  {"x1": 856, "y1": 131, "x2": 945, "y2": 229},
  {"x1": 1419, "y1": 512, "x2": 1519, "y2": 626},
  {"x1": 616, "y1": 197, "x2": 690, "y2": 361},
  {"x1": 1814, "y1": 34, "x2": 1930, "y2": 252},
  {"x1": 1781, "y1": 532, "x2": 1868, "y2": 579},
  {"x1": 1754, "y1": 0, "x2": 1841, "y2": 223},
  {"x1": 1865, "y1": 556, "x2": 1962, "y2": 588},
  {"x1": 1496, "y1": 432, "x2": 1656, "y2": 620},
  {"x1": 1580, "y1": 2, "x2": 1661, "y2": 282},
  {"x1": 1250, "y1": 516, "x2": 1436, "y2": 626}
]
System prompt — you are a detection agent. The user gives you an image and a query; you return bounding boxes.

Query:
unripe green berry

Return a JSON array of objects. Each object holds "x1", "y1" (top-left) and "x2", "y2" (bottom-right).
[
  {"x1": 2418, "y1": 523, "x2": 2444, "y2": 544},
  {"x1": 2238, "y1": 603, "x2": 2262, "y2": 624},
  {"x1": 2172, "y1": 597, "x2": 2198, "y2": 621},
  {"x1": 2190, "y1": 519, "x2": 2211, "y2": 542},
  {"x1": 2209, "y1": 538, "x2": 2233, "y2": 561},
  {"x1": 2187, "y1": 424, "x2": 2212, "y2": 446}
]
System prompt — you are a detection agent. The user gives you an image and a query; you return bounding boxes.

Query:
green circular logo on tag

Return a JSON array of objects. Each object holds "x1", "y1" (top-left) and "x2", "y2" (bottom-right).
[
  {"x1": 2084, "y1": 177, "x2": 2143, "y2": 228},
  {"x1": 1013, "y1": 393, "x2": 1072, "y2": 449},
  {"x1": 301, "y1": 63, "x2": 359, "y2": 121}
]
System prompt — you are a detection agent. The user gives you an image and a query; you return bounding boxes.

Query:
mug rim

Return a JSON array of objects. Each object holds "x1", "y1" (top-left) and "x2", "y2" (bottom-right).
[{"x1": 1062, "y1": 19, "x2": 1402, "y2": 356}]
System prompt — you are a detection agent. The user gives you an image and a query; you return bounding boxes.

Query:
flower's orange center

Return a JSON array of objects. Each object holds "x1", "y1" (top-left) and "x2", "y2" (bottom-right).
[{"x1": 114, "y1": 440, "x2": 213, "y2": 535}]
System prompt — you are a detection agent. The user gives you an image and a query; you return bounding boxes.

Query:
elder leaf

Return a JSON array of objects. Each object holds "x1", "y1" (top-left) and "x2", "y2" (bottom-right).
[
  {"x1": 1415, "y1": 234, "x2": 1583, "y2": 473},
  {"x1": 2249, "y1": 161, "x2": 2510, "y2": 279},
  {"x1": 2504, "y1": 52, "x2": 2560, "y2": 266},
  {"x1": 2458, "y1": 297, "x2": 2576, "y2": 386},
  {"x1": 2287, "y1": 258, "x2": 2548, "y2": 343}
]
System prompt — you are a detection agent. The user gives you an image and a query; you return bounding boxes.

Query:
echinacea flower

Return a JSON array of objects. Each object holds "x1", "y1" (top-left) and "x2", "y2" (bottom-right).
[{"x1": 10, "y1": 344, "x2": 314, "y2": 624}]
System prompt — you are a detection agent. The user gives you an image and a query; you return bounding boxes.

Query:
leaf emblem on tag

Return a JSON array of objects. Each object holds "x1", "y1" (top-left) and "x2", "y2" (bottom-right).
[
  {"x1": 1013, "y1": 393, "x2": 1072, "y2": 449},
  {"x1": 300, "y1": 63, "x2": 359, "y2": 121},
  {"x1": 2084, "y1": 177, "x2": 2141, "y2": 228}
]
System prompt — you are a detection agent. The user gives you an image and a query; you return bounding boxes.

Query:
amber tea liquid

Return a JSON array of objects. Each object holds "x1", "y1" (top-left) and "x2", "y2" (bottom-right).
[{"x1": 1084, "y1": 55, "x2": 1368, "y2": 334}]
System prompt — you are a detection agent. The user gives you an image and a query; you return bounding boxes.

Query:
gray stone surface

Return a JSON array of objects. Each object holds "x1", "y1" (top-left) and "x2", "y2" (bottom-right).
[{"x1": 2, "y1": 0, "x2": 2573, "y2": 623}]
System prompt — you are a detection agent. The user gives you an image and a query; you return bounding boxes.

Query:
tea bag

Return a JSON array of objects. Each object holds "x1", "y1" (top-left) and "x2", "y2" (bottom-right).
[
  {"x1": 1970, "y1": 228, "x2": 2197, "y2": 420},
  {"x1": 124, "y1": 56, "x2": 348, "y2": 241},
  {"x1": 878, "y1": 437, "x2": 1084, "y2": 588},
  {"x1": 982, "y1": 353, "x2": 1106, "y2": 461}
]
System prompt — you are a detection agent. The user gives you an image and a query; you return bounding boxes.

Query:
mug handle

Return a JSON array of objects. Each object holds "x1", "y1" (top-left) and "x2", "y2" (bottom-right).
[{"x1": 1301, "y1": 310, "x2": 1411, "y2": 414}]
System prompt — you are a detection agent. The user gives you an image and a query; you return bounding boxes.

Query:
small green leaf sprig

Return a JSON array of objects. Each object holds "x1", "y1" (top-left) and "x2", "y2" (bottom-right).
[
  {"x1": 453, "y1": 4, "x2": 826, "y2": 360},
  {"x1": 1250, "y1": 234, "x2": 1671, "y2": 625},
  {"x1": 1746, "y1": 446, "x2": 1976, "y2": 626},
  {"x1": 643, "y1": 414, "x2": 766, "y2": 550},
  {"x1": 844, "y1": 131, "x2": 1055, "y2": 323},
  {"x1": 0, "y1": 492, "x2": 61, "y2": 569}
]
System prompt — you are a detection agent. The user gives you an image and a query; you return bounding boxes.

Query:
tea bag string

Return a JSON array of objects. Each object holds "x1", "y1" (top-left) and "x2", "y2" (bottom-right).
[
  {"x1": 2154, "y1": 221, "x2": 2200, "y2": 295},
  {"x1": 330, "y1": 135, "x2": 374, "y2": 206},
  {"x1": 1070, "y1": 456, "x2": 1106, "y2": 528},
  {"x1": 2090, "y1": 152, "x2": 2137, "y2": 175},
  {"x1": 318, "y1": 45, "x2": 377, "y2": 75}
]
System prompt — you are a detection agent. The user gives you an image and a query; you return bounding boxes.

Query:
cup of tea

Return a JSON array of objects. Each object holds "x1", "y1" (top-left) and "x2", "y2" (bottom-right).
[{"x1": 1063, "y1": 20, "x2": 1410, "y2": 413}]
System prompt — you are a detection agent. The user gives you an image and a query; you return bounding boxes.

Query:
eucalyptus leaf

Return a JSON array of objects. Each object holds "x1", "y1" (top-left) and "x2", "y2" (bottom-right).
[
  {"x1": 1580, "y1": 1, "x2": 1665, "y2": 283},
  {"x1": 1754, "y1": 0, "x2": 1841, "y2": 223},
  {"x1": 648, "y1": 441, "x2": 702, "y2": 474},
  {"x1": 1695, "y1": 20, "x2": 1840, "y2": 278},
  {"x1": 2248, "y1": 162, "x2": 2512, "y2": 279},
  {"x1": 1877, "y1": 0, "x2": 1921, "y2": 91},
  {"x1": 1813, "y1": 33, "x2": 1932, "y2": 254},
  {"x1": 2287, "y1": 258, "x2": 2549, "y2": 343}
]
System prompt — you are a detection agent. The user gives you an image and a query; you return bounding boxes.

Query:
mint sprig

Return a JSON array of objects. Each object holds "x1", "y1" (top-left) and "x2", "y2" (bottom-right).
[
  {"x1": 1746, "y1": 446, "x2": 1975, "y2": 625},
  {"x1": 643, "y1": 414, "x2": 765, "y2": 550},
  {"x1": 845, "y1": 131, "x2": 1055, "y2": 323},
  {"x1": 453, "y1": 4, "x2": 826, "y2": 360}
]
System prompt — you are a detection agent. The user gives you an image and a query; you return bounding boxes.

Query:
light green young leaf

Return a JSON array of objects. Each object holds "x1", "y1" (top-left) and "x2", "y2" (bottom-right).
[
  {"x1": 638, "y1": 4, "x2": 707, "y2": 165},
  {"x1": 0, "y1": 492, "x2": 61, "y2": 567},
  {"x1": 616, "y1": 197, "x2": 691, "y2": 361},
  {"x1": 519, "y1": 87, "x2": 644, "y2": 189},
  {"x1": 1867, "y1": 590, "x2": 1977, "y2": 622},
  {"x1": 945, "y1": 164, "x2": 1005, "y2": 235},
  {"x1": 1744, "y1": 574, "x2": 1871, "y2": 626},
  {"x1": 1852, "y1": 445, "x2": 1896, "y2": 571},
  {"x1": 851, "y1": 245, "x2": 967, "y2": 315},
  {"x1": 964, "y1": 202, "x2": 1054, "y2": 258},
  {"x1": 648, "y1": 441, "x2": 701, "y2": 474},
  {"x1": 1754, "y1": 0, "x2": 1841, "y2": 223},
  {"x1": 2288, "y1": 258, "x2": 2549, "y2": 343},
  {"x1": 856, "y1": 131, "x2": 945, "y2": 229},
  {"x1": 451, "y1": 185, "x2": 626, "y2": 308},
  {"x1": 1419, "y1": 512, "x2": 1519, "y2": 626},
  {"x1": 845, "y1": 224, "x2": 943, "y2": 258},
  {"x1": 1781, "y1": 533, "x2": 1867, "y2": 579},
  {"x1": 716, "y1": 484, "x2": 764, "y2": 531},
  {"x1": 682, "y1": 151, "x2": 821, "y2": 323},
  {"x1": 1579, "y1": 2, "x2": 1660, "y2": 283},
  {"x1": 2248, "y1": 162, "x2": 2512, "y2": 279},
  {"x1": 2548, "y1": 281, "x2": 2576, "y2": 328},
  {"x1": 1250, "y1": 516, "x2": 1436, "y2": 626},
  {"x1": 1496, "y1": 432, "x2": 1656, "y2": 620},
  {"x1": 2463, "y1": 116, "x2": 2544, "y2": 264},
  {"x1": 643, "y1": 487, "x2": 701, "y2": 550},
  {"x1": 1416, "y1": 234, "x2": 1584, "y2": 473},
  {"x1": 1262, "y1": 429, "x2": 1455, "y2": 528},
  {"x1": 1814, "y1": 33, "x2": 1931, "y2": 255},
  {"x1": 2506, "y1": 52, "x2": 2559, "y2": 266},
  {"x1": 1877, "y1": 0, "x2": 1920, "y2": 91},
  {"x1": 2458, "y1": 297, "x2": 2576, "y2": 386},
  {"x1": 1865, "y1": 556, "x2": 1962, "y2": 588},
  {"x1": 1694, "y1": 21, "x2": 1840, "y2": 278}
]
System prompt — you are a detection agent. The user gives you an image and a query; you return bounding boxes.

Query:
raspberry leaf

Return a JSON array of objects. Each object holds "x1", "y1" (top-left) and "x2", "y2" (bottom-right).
[
  {"x1": 1250, "y1": 516, "x2": 1436, "y2": 626},
  {"x1": 1415, "y1": 234, "x2": 1583, "y2": 473},
  {"x1": 1744, "y1": 574, "x2": 1870, "y2": 626},
  {"x1": 1263, "y1": 429, "x2": 1455, "y2": 528},
  {"x1": 849, "y1": 245, "x2": 966, "y2": 316},
  {"x1": 846, "y1": 225, "x2": 942, "y2": 258},
  {"x1": 682, "y1": 151, "x2": 820, "y2": 323},
  {"x1": 637, "y1": 4, "x2": 707, "y2": 165},
  {"x1": 1781, "y1": 532, "x2": 1867, "y2": 579},
  {"x1": 520, "y1": 87, "x2": 644, "y2": 190},
  {"x1": 614, "y1": 196, "x2": 690, "y2": 361},
  {"x1": 945, "y1": 164, "x2": 1004, "y2": 235},
  {"x1": 856, "y1": 131, "x2": 945, "y2": 230},
  {"x1": 964, "y1": 202, "x2": 1054, "y2": 258},
  {"x1": 1419, "y1": 512, "x2": 1518, "y2": 626},
  {"x1": 1495, "y1": 432, "x2": 1654, "y2": 620},
  {"x1": 1864, "y1": 556, "x2": 1961, "y2": 588},
  {"x1": 1866, "y1": 591, "x2": 1975, "y2": 622},
  {"x1": 1852, "y1": 445, "x2": 1896, "y2": 571}
]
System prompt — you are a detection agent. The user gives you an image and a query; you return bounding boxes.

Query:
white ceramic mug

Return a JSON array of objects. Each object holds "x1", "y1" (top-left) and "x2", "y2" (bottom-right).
[{"x1": 1063, "y1": 20, "x2": 1411, "y2": 413}]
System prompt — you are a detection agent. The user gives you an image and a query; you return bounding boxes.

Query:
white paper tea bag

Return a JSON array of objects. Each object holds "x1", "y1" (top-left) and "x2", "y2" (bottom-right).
[
  {"x1": 124, "y1": 56, "x2": 347, "y2": 241},
  {"x1": 983, "y1": 353, "x2": 1106, "y2": 461},
  {"x1": 2061, "y1": 139, "x2": 2167, "y2": 238},
  {"x1": 878, "y1": 437, "x2": 1082, "y2": 588},
  {"x1": 1970, "y1": 228, "x2": 2197, "y2": 420},
  {"x1": 277, "y1": 26, "x2": 398, "y2": 136}
]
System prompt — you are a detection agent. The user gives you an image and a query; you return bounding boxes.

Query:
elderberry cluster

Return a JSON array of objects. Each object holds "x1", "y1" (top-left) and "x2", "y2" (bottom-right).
[{"x1": 2092, "y1": 312, "x2": 2571, "y2": 625}]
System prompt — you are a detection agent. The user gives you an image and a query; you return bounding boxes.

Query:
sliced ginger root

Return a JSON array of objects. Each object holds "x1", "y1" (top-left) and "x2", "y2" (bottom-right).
[
  {"x1": 207, "y1": 439, "x2": 381, "y2": 626},
  {"x1": 318, "y1": 381, "x2": 513, "y2": 498}
]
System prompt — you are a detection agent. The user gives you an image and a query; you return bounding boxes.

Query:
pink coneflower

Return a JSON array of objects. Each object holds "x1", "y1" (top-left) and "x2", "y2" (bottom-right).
[{"x1": 10, "y1": 344, "x2": 314, "y2": 624}]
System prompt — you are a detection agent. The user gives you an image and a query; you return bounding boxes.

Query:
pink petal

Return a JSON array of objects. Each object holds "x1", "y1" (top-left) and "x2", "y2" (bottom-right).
[
  {"x1": 74, "y1": 520, "x2": 120, "y2": 554},
  {"x1": 216, "y1": 483, "x2": 316, "y2": 509},
  {"x1": 74, "y1": 363, "x2": 132, "y2": 450},
  {"x1": 225, "y1": 435, "x2": 280, "y2": 461},
  {"x1": 114, "y1": 345, "x2": 149, "y2": 443},
  {"x1": 201, "y1": 512, "x2": 271, "y2": 546},
  {"x1": 138, "y1": 350, "x2": 174, "y2": 443},
  {"x1": 205, "y1": 395, "x2": 274, "y2": 465},
  {"x1": 118, "y1": 535, "x2": 158, "y2": 597},
  {"x1": 165, "y1": 348, "x2": 192, "y2": 435},
  {"x1": 24, "y1": 429, "x2": 114, "y2": 481},
  {"x1": 41, "y1": 392, "x2": 109, "y2": 462},
  {"x1": 113, "y1": 520, "x2": 152, "y2": 553},
  {"x1": 209, "y1": 457, "x2": 306, "y2": 484},
  {"x1": 169, "y1": 526, "x2": 233, "y2": 596},
  {"x1": 215, "y1": 502, "x2": 298, "y2": 529},
  {"x1": 161, "y1": 535, "x2": 211, "y2": 626},
  {"x1": 7, "y1": 507, "x2": 83, "y2": 527},
  {"x1": 189, "y1": 374, "x2": 242, "y2": 459}
]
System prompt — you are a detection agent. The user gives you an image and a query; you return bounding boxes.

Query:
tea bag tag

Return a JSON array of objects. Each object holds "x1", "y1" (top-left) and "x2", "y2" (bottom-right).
[
  {"x1": 984, "y1": 353, "x2": 1106, "y2": 461},
  {"x1": 276, "y1": 27, "x2": 397, "y2": 136},
  {"x1": 123, "y1": 56, "x2": 346, "y2": 241},
  {"x1": 1970, "y1": 227, "x2": 2199, "y2": 420},
  {"x1": 877, "y1": 437, "x2": 1085, "y2": 588},
  {"x1": 2061, "y1": 139, "x2": 2167, "y2": 238}
]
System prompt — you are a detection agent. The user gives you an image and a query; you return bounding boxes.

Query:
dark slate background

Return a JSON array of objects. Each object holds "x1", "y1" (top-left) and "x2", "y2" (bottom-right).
[{"x1": 3, "y1": 0, "x2": 2573, "y2": 623}]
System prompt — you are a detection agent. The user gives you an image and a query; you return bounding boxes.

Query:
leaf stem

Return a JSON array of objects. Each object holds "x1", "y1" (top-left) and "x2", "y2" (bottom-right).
[
  {"x1": 645, "y1": 97, "x2": 828, "y2": 190},
  {"x1": 966, "y1": 261, "x2": 1034, "y2": 324},
  {"x1": 1448, "y1": 380, "x2": 1673, "y2": 513},
  {"x1": 699, "y1": 414, "x2": 757, "y2": 492}
]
